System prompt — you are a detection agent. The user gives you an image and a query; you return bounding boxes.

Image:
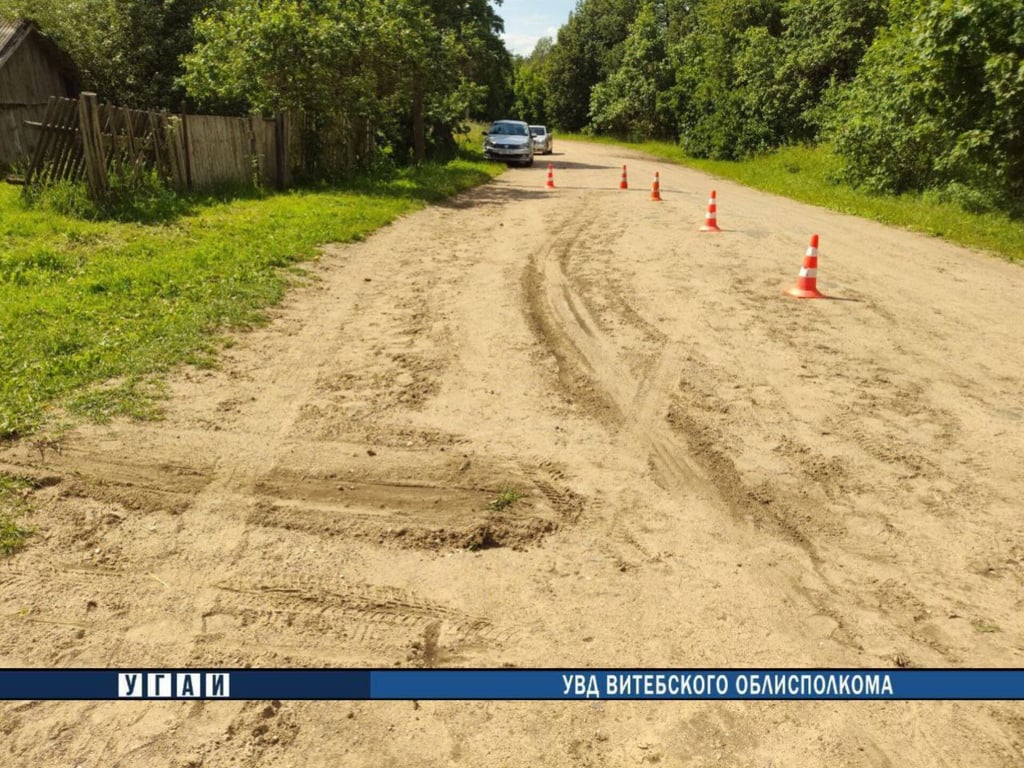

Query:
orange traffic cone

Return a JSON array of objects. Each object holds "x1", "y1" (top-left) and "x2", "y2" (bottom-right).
[
  {"x1": 619, "y1": 165, "x2": 629, "y2": 190},
  {"x1": 700, "y1": 190, "x2": 721, "y2": 232},
  {"x1": 650, "y1": 171, "x2": 662, "y2": 201},
  {"x1": 785, "y1": 234, "x2": 826, "y2": 299},
  {"x1": 545, "y1": 163, "x2": 556, "y2": 189}
]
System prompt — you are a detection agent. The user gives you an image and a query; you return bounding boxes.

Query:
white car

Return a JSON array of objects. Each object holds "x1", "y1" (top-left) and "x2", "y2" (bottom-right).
[
  {"x1": 483, "y1": 120, "x2": 535, "y2": 167},
  {"x1": 529, "y1": 125, "x2": 553, "y2": 154}
]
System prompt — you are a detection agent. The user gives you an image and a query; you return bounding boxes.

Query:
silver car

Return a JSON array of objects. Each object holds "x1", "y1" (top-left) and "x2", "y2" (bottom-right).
[
  {"x1": 529, "y1": 125, "x2": 553, "y2": 155},
  {"x1": 483, "y1": 120, "x2": 534, "y2": 167}
]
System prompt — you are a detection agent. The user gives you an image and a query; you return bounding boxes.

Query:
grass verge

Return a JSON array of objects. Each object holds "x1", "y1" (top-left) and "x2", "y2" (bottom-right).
[
  {"x1": 0, "y1": 150, "x2": 504, "y2": 439},
  {"x1": 560, "y1": 134, "x2": 1024, "y2": 263}
]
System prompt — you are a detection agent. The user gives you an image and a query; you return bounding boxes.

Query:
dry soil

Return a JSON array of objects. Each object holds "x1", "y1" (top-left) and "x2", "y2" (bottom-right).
[{"x1": 2, "y1": 140, "x2": 1023, "y2": 766}]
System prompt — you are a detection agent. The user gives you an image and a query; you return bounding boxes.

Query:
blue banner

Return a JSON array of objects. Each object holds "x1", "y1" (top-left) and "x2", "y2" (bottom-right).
[{"x1": 0, "y1": 669, "x2": 1022, "y2": 701}]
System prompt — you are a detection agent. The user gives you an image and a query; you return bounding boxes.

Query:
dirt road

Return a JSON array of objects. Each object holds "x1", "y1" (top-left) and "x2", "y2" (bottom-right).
[{"x1": 2, "y1": 140, "x2": 1023, "y2": 766}]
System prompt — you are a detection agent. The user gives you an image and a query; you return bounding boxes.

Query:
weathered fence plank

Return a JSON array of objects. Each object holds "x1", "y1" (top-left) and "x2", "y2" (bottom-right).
[
  {"x1": 20, "y1": 95, "x2": 353, "y2": 197},
  {"x1": 78, "y1": 92, "x2": 108, "y2": 199},
  {"x1": 274, "y1": 112, "x2": 286, "y2": 190},
  {"x1": 52, "y1": 97, "x2": 79, "y2": 183},
  {"x1": 0, "y1": 103, "x2": 49, "y2": 172},
  {"x1": 23, "y1": 96, "x2": 57, "y2": 186},
  {"x1": 163, "y1": 115, "x2": 187, "y2": 192}
]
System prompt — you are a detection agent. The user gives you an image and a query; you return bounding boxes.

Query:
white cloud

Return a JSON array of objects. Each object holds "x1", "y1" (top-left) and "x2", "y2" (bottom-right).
[
  {"x1": 502, "y1": 27, "x2": 557, "y2": 56},
  {"x1": 498, "y1": 0, "x2": 572, "y2": 54}
]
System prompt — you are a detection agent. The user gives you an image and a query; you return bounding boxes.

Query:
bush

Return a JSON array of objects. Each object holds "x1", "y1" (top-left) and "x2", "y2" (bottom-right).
[
  {"x1": 102, "y1": 166, "x2": 185, "y2": 222},
  {"x1": 922, "y1": 182, "x2": 998, "y2": 215},
  {"x1": 830, "y1": 0, "x2": 1024, "y2": 211},
  {"x1": 23, "y1": 166, "x2": 185, "y2": 223},
  {"x1": 673, "y1": 0, "x2": 886, "y2": 159}
]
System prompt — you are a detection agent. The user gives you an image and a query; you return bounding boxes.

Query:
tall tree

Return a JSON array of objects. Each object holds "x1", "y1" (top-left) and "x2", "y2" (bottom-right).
[
  {"x1": 670, "y1": 0, "x2": 885, "y2": 158},
  {"x1": 672, "y1": 0, "x2": 785, "y2": 159},
  {"x1": 544, "y1": 0, "x2": 641, "y2": 131},
  {"x1": 183, "y1": 0, "x2": 509, "y2": 168},
  {"x1": 114, "y1": 0, "x2": 219, "y2": 108},
  {"x1": 771, "y1": 0, "x2": 888, "y2": 141},
  {"x1": 183, "y1": 0, "x2": 364, "y2": 116},
  {"x1": 0, "y1": 0, "x2": 218, "y2": 108},
  {"x1": 511, "y1": 37, "x2": 554, "y2": 123},
  {"x1": 589, "y1": 0, "x2": 676, "y2": 138},
  {"x1": 831, "y1": 0, "x2": 1024, "y2": 208}
]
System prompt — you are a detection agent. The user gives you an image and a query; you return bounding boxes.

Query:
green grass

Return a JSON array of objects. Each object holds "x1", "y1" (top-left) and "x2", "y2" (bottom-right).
[
  {"x1": 971, "y1": 619, "x2": 1002, "y2": 634},
  {"x1": 487, "y1": 488, "x2": 522, "y2": 512},
  {"x1": 0, "y1": 150, "x2": 504, "y2": 440},
  {"x1": 0, "y1": 474, "x2": 33, "y2": 555},
  {"x1": 560, "y1": 134, "x2": 1024, "y2": 263}
]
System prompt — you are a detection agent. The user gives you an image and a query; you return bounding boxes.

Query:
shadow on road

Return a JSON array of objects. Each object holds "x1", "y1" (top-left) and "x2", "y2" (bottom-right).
[
  {"x1": 542, "y1": 160, "x2": 618, "y2": 171},
  {"x1": 439, "y1": 183, "x2": 554, "y2": 208}
]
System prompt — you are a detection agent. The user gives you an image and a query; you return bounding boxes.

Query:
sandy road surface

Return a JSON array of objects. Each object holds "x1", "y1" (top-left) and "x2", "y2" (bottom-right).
[{"x1": 2, "y1": 140, "x2": 1023, "y2": 766}]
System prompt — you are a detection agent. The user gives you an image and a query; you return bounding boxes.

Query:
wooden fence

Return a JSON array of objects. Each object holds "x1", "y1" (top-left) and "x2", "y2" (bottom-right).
[
  {"x1": 292, "y1": 112, "x2": 376, "y2": 180},
  {"x1": 0, "y1": 103, "x2": 49, "y2": 169},
  {"x1": 21, "y1": 92, "x2": 295, "y2": 199}
]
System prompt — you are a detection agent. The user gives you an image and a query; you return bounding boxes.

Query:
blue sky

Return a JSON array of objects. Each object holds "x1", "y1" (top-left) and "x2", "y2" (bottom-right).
[{"x1": 498, "y1": 0, "x2": 576, "y2": 56}]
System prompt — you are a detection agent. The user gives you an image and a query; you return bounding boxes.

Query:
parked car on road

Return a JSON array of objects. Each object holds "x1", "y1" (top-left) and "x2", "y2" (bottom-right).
[
  {"x1": 529, "y1": 125, "x2": 553, "y2": 155},
  {"x1": 483, "y1": 120, "x2": 534, "y2": 167}
]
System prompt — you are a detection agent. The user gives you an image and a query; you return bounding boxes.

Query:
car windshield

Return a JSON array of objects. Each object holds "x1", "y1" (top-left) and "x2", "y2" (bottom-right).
[
  {"x1": 529, "y1": 126, "x2": 546, "y2": 136},
  {"x1": 491, "y1": 122, "x2": 527, "y2": 136}
]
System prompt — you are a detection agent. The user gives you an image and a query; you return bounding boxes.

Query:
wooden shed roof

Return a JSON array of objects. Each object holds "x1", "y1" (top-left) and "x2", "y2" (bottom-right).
[
  {"x1": 0, "y1": 19, "x2": 29, "y2": 62},
  {"x1": 0, "y1": 18, "x2": 80, "y2": 83}
]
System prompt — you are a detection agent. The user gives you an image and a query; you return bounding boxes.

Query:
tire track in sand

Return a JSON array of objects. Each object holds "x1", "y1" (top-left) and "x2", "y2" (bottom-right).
[{"x1": 522, "y1": 188, "x2": 866, "y2": 649}]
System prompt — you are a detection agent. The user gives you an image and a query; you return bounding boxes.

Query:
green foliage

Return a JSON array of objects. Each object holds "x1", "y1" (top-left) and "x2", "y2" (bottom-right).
[
  {"x1": 0, "y1": 0, "x2": 509, "y2": 167},
  {"x1": 66, "y1": 377, "x2": 168, "y2": 424},
  {"x1": 672, "y1": 0, "x2": 885, "y2": 159},
  {"x1": 113, "y1": 0, "x2": 216, "y2": 108},
  {"x1": 672, "y1": 0, "x2": 782, "y2": 158},
  {"x1": 511, "y1": 38, "x2": 554, "y2": 124},
  {"x1": 831, "y1": 0, "x2": 1024, "y2": 209},
  {"x1": 525, "y1": 0, "x2": 886, "y2": 158},
  {"x1": 183, "y1": 0, "x2": 363, "y2": 116},
  {"x1": 589, "y1": 0, "x2": 677, "y2": 139},
  {"x1": 544, "y1": 0, "x2": 642, "y2": 131},
  {"x1": 488, "y1": 488, "x2": 521, "y2": 512},
  {"x1": 534, "y1": 0, "x2": 1024, "y2": 214},
  {"x1": 454, "y1": 1, "x2": 515, "y2": 119},
  {"x1": 0, "y1": 516, "x2": 30, "y2": 555},
  {"x1": 828, "y1": 23, "x2": 940, "y2": 194},
  {"x1": 0, "y1": 474, "x2": 32, "y2": 556},
  {"x1": 0, "y1": 0, "x2": 217, "y2": 109},
  {"x1": 775, "y1": 0, "x2": 888, "y2": 137},
  {"x1": 20, "y1": 178, "x2": 94, "y2": 220},
  {"x1": 0, "y1": 156, "x2": 503, "y2": 440},
  {"x1": 183, "y1": 0, "x2": 510, "y2": 167},
  {"x1": 23, "y1": 167, "x2": 185, "y2": 224}
]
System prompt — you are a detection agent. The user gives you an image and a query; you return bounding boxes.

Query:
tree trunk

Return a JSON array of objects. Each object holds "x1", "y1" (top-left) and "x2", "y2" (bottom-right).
[{"x1": 412, "y1": 79, "x2": 426, "y2": 164}]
